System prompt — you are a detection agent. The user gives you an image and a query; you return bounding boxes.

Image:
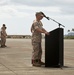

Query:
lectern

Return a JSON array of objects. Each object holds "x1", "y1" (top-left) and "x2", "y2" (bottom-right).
[{"x1": 45, "y1": 28, "x2": 64, "y2": 67}]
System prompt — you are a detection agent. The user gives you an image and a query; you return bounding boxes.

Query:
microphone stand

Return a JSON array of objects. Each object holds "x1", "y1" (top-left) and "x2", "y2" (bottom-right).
[
  {"x1": 40, "y1": 11, "x2": 65, "y2": 28},
  {"x1": 48, "y1": 17, "x2": 65, "y2": 28}
]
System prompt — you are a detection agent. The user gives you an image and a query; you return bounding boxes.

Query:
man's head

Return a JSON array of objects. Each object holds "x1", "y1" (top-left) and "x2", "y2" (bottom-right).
[
  {"x1": 3, "y1": 24, "x2": 5, "y2": 27},
  {"x1": 35, "y1": 11, "x2": 49, "y2": 20},
  {"x1": 2, "y1": 24, "x2": 7, "y2": 29},
  {"x1": 35, "y1": 12, "x2": 44, "y2": 20}
]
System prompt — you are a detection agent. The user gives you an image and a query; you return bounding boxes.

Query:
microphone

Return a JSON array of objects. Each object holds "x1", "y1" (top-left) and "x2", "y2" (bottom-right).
[
  {"x1": 40, "y1": 11, "x2": 49, "y2": 20},
  {"x1": 45, "y1": 16, "x2": 49, "y2": 20}
]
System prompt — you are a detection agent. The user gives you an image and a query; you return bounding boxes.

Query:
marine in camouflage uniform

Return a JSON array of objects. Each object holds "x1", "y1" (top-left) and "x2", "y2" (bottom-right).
[
  {"x1": 1, "y1": 24, "x2": 7, "y2": 48},
  {"x1": 31, "y1": 12, "x2": 49, "y2": 67}
]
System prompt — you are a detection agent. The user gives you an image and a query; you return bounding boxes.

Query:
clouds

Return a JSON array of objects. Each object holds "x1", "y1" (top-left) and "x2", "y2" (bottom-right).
[
  {"x1": 55, "y1": 0, "x2": 74, "y2": 14},
  {"x1": 0, "y1": 0, "x2": 74, "y2": 19},
  {"x1": 0, "y1": 0, "x2": 74, "y2": 15},
  {"x1": 0, "y1": 5, "x2": 32, "y2": 18},
  {"x1": 0, "y1": 0, "x2": 74, "y2": 35},
  {"x1": 0, "y1": 0, "x2": 10, "y2": 5},
  {"x1": 11, "y1": 0, "x2": 74, "y2": 7},
  {"x1": 0, "y1": 0, "x2": 74, "y2": 16},
  {"x1": 0, "y1": 2, "x2": 61, "y2": 18},
  {"x1": 10, "y1": 0, "x2": 56, "y2": 6}
]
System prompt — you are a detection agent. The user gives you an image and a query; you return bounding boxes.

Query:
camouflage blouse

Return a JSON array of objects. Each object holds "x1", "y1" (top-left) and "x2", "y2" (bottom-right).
[{"x1": 31, "y1": 20, "x2": 43, "y2": 43}]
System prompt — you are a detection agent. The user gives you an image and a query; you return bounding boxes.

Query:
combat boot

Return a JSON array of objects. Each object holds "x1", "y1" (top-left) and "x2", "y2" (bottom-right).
[
  {"x1": 39, "y1": 60, "x2": 45, "y2": 65},
  {"x1": 32, "y1": 60, "x2": 41, "y2": 67}
]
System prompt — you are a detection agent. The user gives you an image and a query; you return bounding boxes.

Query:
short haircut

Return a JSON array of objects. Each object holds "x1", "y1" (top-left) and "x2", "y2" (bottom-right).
[
  {"x1": 35, "y1": 12, "x2": 43, "y2": 16},
  {"x1": 3, "y1": 24, "x2": 6, "y2": 27}
]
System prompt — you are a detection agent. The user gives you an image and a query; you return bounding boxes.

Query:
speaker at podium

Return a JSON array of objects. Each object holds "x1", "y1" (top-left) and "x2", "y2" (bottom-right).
[{"x1": 45, "y1": 28, "x2": 64, "y2": 67}]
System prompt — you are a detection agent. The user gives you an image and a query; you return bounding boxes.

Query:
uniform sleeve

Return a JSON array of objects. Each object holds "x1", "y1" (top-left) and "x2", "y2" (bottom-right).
[
  {"x1": 33, "y1": 22, "x2": 39, "y2": 30},
  {"x1": 1, "y1": 28, "x2": 3, "y2": 34}
]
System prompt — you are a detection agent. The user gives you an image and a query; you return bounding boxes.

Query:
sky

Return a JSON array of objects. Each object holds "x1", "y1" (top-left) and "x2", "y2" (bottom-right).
[{"x1": 0, "y1": 0, "x2": 74, "y2": 35}]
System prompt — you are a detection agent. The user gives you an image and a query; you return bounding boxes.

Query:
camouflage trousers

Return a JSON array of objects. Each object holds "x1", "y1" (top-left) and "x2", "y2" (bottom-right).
[
  {"x1": 1, "y1": 37, "x2": 6, "y2": 46},
  {"x1": 32, "y1": 42, "x2": 42, "y2": 60}
]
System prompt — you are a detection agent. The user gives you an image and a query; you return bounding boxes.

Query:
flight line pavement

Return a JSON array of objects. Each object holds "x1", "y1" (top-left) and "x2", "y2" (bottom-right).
[{"x1": 0, "y1": 39, "x2": 74, "y2": 75}]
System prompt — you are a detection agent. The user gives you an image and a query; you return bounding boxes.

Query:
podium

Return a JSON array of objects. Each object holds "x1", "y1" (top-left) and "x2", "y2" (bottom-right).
[{"x1": 45, "y1": 28, "x2": 64, "y2": 67}]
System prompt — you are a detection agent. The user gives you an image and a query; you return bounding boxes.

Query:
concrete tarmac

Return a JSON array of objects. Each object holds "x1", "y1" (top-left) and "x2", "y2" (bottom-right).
[{"x1": 0, "y1": 39, "x2": 74, "y2": 75}]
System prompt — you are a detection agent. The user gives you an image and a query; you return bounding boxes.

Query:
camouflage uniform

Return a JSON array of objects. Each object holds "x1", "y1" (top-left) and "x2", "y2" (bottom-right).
[
  {"x1": 1, "y1": 27, "x2": 7, "y2": 47},
  {"x1": 31, "y1": 20, "x2": 43, "y2": 61},
  {"x1": 0, "y1": 29, "x2": 1, "y2": 44}
]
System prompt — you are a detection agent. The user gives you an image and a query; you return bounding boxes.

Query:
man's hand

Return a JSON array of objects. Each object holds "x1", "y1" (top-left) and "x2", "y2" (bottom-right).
[{"x1": 45, "y1": 32, "x2": 49, "y2": 35}]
